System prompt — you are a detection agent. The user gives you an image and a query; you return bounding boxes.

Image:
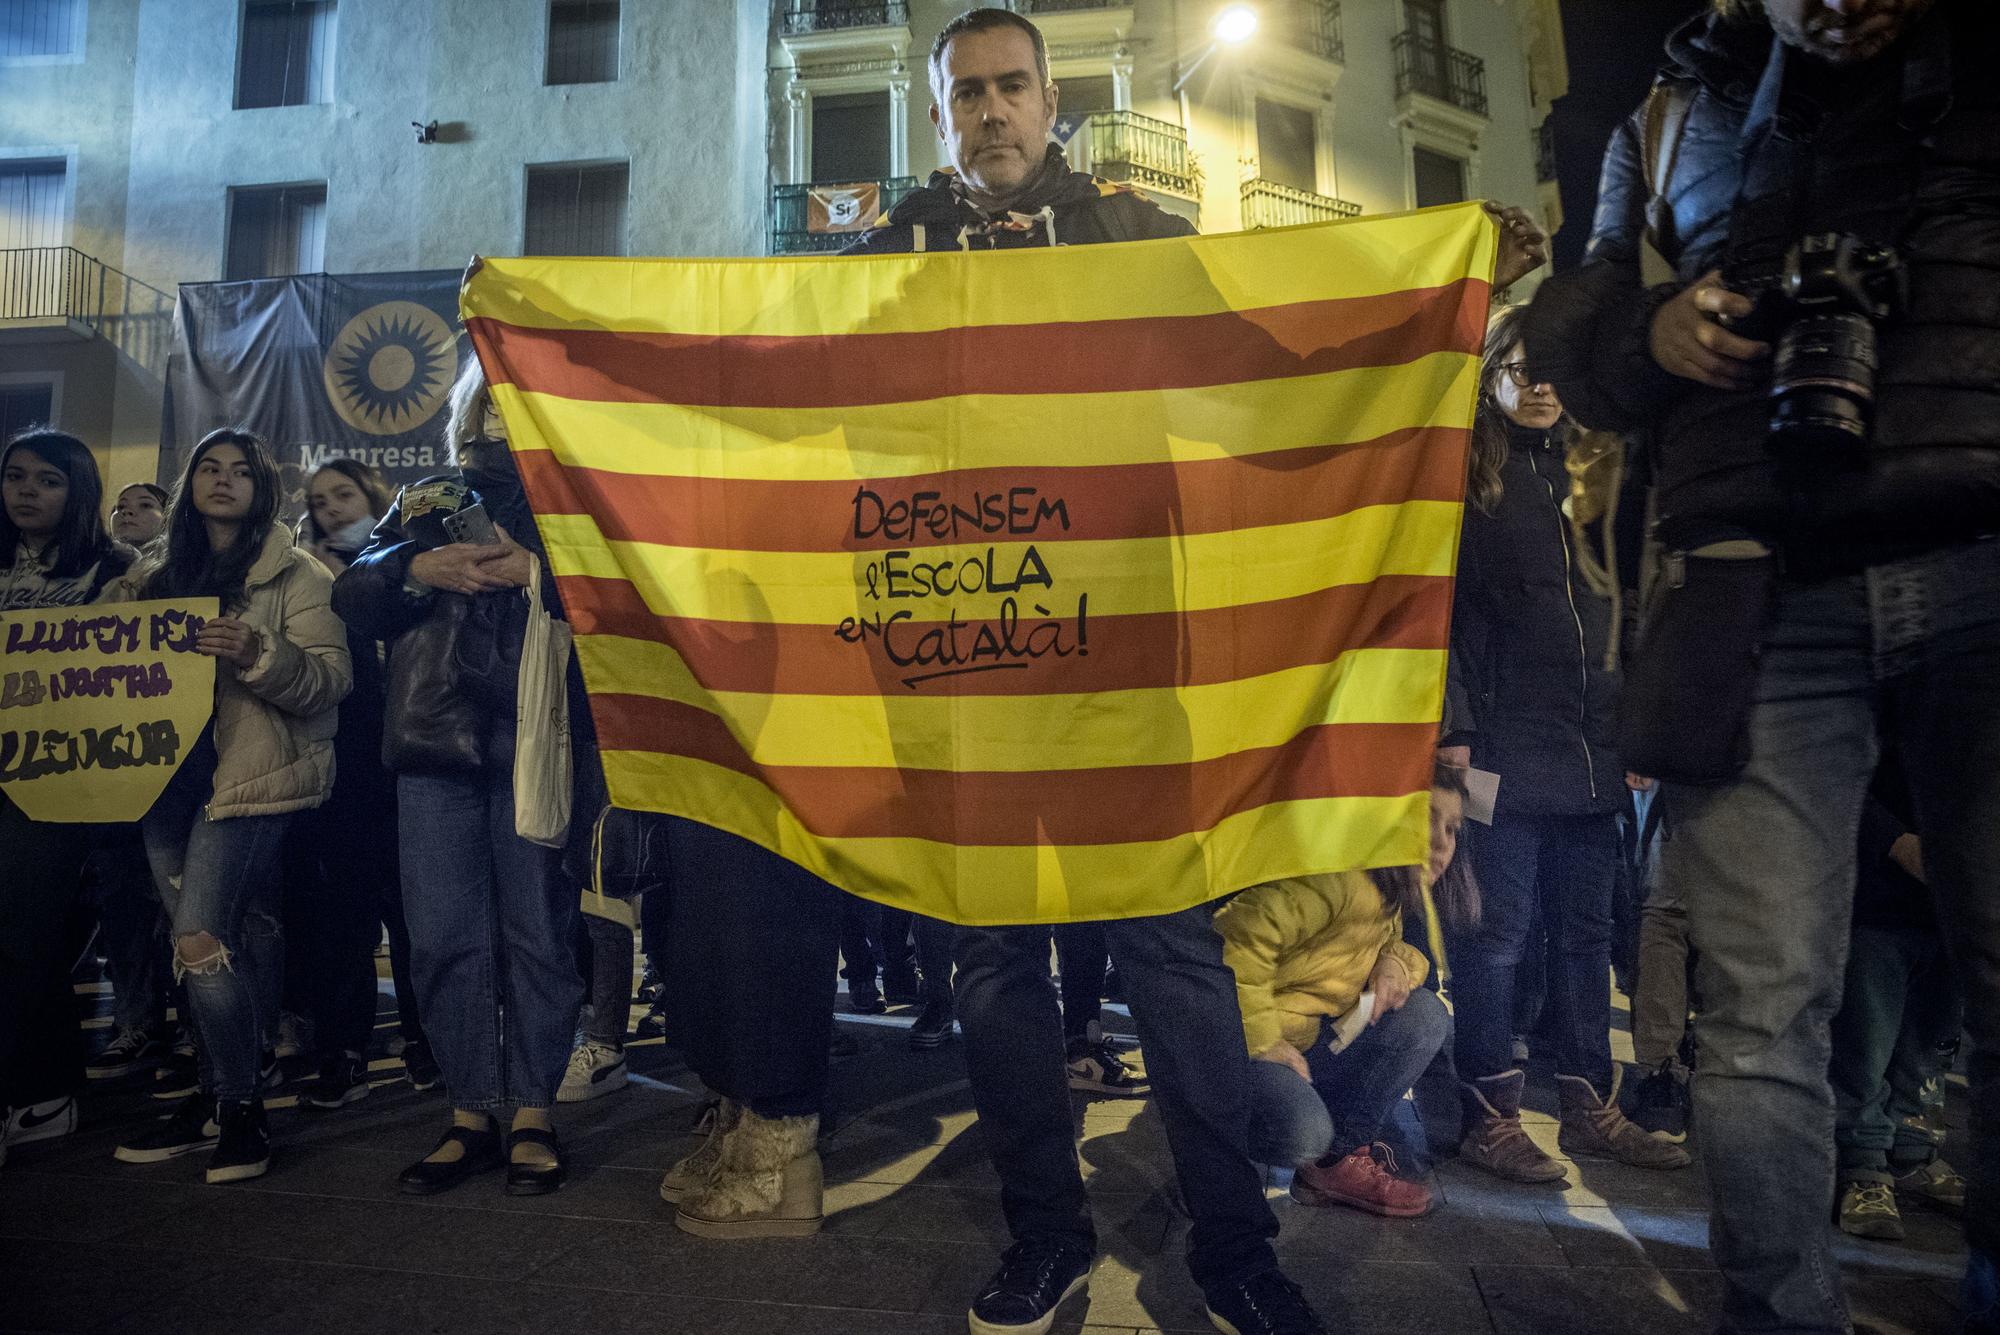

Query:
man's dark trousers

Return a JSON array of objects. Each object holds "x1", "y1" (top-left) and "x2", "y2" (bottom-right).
[{"x1": 954, "y1": 903, "x2": 1279, "y2": 1288}]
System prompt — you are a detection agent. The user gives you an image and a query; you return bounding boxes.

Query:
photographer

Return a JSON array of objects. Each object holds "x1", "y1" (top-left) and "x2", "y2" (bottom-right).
[{"x1": 1524, "y1": 2, "x2": 2000, "y2": 1330}]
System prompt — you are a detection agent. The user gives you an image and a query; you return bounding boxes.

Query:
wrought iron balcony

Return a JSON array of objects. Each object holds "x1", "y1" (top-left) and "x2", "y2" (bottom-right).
[
  {"x1": 0, "y1": 246, "x2": 172, "y2": 378},
  {"x1": 1240, "y1": 179, "x2": 1361, "y2": 229},
  {"x1": 1081, "y1": 111, "x2": 1196, "y2": 198},
  {"x1": 1536, "y1": 118, "x2": 1559, "y2": 183},
  {"x1": 1392, "y1": 32, "x2": 1488, "y2": 118},
  {"x1": 776, "y1": 1, "x2": 909, "y2": 37},
  {"x1": 769, "y1": 178, "x2": 917, "y2": 254},
  {"x1": 1274, "y1": 0, "x2": 1343, "y2": 64},
  {"x1": 1010, "y1": 0, "x2": 1126, "y2": 12}
]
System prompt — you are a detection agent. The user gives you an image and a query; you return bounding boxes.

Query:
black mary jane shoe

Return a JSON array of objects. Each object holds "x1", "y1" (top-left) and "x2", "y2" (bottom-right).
[
  {"x1": 504, "y1": 1126, "x2": 566, "y2": 1197},
  {"x1": 398, "y1": 1121, "x2": 504, "y2": 1195}
]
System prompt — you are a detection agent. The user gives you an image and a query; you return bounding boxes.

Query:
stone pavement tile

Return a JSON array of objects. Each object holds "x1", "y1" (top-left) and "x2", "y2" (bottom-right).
[
  {"x1": 824, "y1": 1178, "x2": 1174, "y2": 1255},
  {"x1": 1474, "y1": 1263, "x2": 1726, "y2": 1335},
  {"x1": 821, "y1": 1111, "x2": 999, "y2": 1188},
  {"x1": 0, "y1": 1237, "x2": 229, "y2": 1334},
  {"x1": 1537, "y1": 1205, "x2": 1715, "y2": 1271},
  {"x1": 96, "y1": 1185, "x2": 608, "y2": 1284},
  {"x1": 1272, "y1": 1188, "x2": 1567, "y2": 1268},
  {"x1": 0, "y1": 1171, "x2": 194, "y2": 1244},
  {"x1": 1843, "y1": 1272, "x2": 1964, "y2": 1335},
  {"x1": 535, "y1": 1224, "x2": 958, "y2": 1313}
]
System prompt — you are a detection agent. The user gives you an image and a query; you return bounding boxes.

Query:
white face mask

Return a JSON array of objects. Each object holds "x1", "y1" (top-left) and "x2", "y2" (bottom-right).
[{"x1": 330, "y1": 513, "x2": 376, "y2": 552}]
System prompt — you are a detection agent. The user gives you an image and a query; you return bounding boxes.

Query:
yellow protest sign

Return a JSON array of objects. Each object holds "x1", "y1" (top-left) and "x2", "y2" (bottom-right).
[{"x1": 0, "y1": 598, "x2": 219, "y2": 823}]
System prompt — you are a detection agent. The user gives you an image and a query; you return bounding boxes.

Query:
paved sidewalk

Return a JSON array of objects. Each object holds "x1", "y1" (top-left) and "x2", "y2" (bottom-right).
[{"x1": 0, "y1": 987, "x2": 1970, "y2": 1335}]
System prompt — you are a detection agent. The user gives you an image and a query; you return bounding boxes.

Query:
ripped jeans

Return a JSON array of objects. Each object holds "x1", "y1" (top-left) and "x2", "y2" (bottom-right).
[{"x1": 140, "y1": 732, "x2": 291, "y2": 1104}]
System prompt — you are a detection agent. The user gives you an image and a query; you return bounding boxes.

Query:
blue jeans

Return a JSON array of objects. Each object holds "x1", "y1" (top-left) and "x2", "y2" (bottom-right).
[
  {"x1": 141, "y1": 735, "x2": 290, "y2": 1104},
  {"x1": 1667, "y1": 537, "x2": 2000, "y2": 1334},
  {"x1": 398, "y1": 768, "x2": 579, "y2": 1110},
  {"x1": 1830, "y1": 924, "x2": 1959, "y2": 1175},
  {"x1": 953, "y1": 904, "x2": 1278, "y2": 1292},
  {"x1": 1449, "y1": 813, "x2": 1619, "y2": 1091},
  {"x1": 1247, "y1": 987, "x2": 1451, "y2": 1166}
]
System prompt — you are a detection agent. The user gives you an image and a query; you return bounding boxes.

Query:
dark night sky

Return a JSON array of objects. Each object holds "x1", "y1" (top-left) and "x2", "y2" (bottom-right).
[{"x1": 1548, "y1": 0, "x2": 1708, "y2": 269}]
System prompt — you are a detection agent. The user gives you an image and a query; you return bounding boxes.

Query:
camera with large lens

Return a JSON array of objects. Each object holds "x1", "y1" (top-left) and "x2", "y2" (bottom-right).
[{"x1": 1720, "y1": 233, "x2": 1908, "y2": 461}]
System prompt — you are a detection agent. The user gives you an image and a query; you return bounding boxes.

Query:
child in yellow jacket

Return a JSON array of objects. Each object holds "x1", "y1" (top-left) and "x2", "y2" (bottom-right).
[{"x1": 1214, "y1": 764, "x2": 1473, "y2": 1218}]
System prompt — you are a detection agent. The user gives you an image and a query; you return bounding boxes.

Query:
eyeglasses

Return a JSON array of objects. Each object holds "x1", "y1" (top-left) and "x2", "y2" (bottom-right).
[{"x1": 1495, "y1": 361, "x2": 1542, "y2": 389}]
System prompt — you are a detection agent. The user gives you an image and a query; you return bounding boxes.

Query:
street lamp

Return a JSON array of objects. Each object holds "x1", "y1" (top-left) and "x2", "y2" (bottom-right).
[{"x1": 1212, "y1": 4, "x2": 1259, "y2": 44}]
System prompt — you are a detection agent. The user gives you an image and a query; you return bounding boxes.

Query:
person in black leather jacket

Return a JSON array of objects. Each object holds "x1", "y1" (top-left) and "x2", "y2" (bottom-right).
[
  {"x1": 331, "y1": 358, "x2": 589, "y2": 1199},
  {"x1": 1523, "y1": 3, "x2": 2000, "y2": 1330}
]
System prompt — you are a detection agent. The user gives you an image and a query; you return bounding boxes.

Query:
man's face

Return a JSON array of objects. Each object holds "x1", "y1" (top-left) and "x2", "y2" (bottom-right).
[
  {"x1": 1761, "y1": 0, "x2": 1934, "y2": 65},
  {"x1": 930, "y1": 26, "x2": 1058, "y2": 204}
]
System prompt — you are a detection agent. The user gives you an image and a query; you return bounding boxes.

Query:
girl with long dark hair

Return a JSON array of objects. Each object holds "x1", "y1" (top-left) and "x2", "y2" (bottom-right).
[
  {"x1": 109, "y1": 428, "x2": 351, "y2": 1184},
  {"x1": 0, "y1": 428, "x2": 133, "y2": 1164}
]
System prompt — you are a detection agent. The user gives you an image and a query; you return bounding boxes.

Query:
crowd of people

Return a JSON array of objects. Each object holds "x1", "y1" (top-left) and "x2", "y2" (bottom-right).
[{"x1": 1, "y1": 3, "x2": 1994, "y2": 1334}]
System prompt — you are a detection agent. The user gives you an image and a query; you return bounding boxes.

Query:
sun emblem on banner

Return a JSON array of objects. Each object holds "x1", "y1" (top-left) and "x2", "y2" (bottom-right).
[{"x1": 323, "y1": 301, "x2": 457, "y2": 437}]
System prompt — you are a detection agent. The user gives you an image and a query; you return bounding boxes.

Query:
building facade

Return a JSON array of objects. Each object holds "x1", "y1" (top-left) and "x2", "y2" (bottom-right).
[{"x1": 2, "y1": 0, "x2": 1564, "y2": 490}]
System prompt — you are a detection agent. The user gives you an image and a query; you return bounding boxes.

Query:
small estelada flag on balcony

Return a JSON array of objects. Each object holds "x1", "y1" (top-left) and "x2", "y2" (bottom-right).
[
  {"x1": 806, "y1": 182, "x2": 879, "y2": 234},
  {"x1": 460, "y1": 203, "x2": 1497, "y2": 926}
]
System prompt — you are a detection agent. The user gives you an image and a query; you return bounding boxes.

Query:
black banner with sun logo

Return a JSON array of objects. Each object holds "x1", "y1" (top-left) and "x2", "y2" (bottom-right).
[{"x1": 161, "y1": 269, "x2": 472, "y2": 523}]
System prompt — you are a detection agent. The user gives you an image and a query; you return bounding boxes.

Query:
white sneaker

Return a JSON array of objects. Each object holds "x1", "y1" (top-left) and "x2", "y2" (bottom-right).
[
  {"x1": 557, "y1": 1040, "x2": 628, "y2": 1103},
  {"x1": 5, "y1": 1096, "x2": 78, "y2": 1147}
]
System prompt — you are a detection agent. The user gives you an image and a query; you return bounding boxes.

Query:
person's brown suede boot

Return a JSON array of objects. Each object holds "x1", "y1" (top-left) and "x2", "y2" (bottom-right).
[
  {"x1": 1459, "y1": 1069, "x2": 1567, "y2": 1184},
  {"x1": 1556, "y1": 1070, "x2": 1692, "y2": 1170}
]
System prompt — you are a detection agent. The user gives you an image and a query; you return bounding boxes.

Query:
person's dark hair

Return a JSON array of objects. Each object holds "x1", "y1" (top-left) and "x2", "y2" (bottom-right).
[
  {"x1": 1469, "y1": 303, "x2": 1578, "y2": 515},
  {"x1": 928, "y1": 7, "x2": 1049, "y2": 104},
  {"x1": 145, "y1": 427, "x2": 282, "y2": 607},
  {"x1": 117, "y1": 481, "x2": 170, "y2": 511},
  {"x1": 1367, "y1": 762, "x2": 1480, "y2": 931},
  {"x1": 0, "y1": 427, "x2": 115, "y2": 579},
  {"x1": 300, "y1": 457, "x2": 393, "y2": 543}
]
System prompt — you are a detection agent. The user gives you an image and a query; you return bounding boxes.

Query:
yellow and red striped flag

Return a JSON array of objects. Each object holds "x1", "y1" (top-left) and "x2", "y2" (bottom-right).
[{"x1": 462, "y1": 202, "x2": 1493, "y2": 926}]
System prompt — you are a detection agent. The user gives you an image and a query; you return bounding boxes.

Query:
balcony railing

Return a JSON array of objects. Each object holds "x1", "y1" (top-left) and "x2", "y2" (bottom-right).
[
  {"x1": 770, "y1": 178, "x2": 917, "y2": 254},
  {"x1": 1010, "y1": 0, "x2": 1125, "y2": 12},
  {"x1": 776, "y1": 0, "x2": 909, "y2": 36},
  {"x1": 0, "y1": 247, "x2": 173, "y2": 379},
  {"x1": 1085, "y1": 111, "x2": 1196, "y2": 197},
  {"x1": 1275, "y1": 0, "x2": 1343, "y2": 64},
  {"x1": 1240, "y1": 179, "x2": 1361, "y2": 229},
  {"x1": 1536, "y1": 118, "x2": 1559, "y2": 183},
  {"x1": 1392, "y1": 32, "x2": 1488, "y2": 118}
]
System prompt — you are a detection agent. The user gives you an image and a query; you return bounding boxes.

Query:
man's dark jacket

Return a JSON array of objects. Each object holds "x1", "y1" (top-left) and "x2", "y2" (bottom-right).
[
  {"x1": 1445, "y1": 423, "x2": 1625, "y2": 817},
  {"x1": 843, "y1": 145, "x2": 1195, "y2": 253},
  {"x1": 1524, "y1": 1, "x2": 2000, "y2": 566}
]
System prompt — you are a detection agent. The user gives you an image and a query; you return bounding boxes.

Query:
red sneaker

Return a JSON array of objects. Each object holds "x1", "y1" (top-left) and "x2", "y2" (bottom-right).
[{"x1": 1291, "y1": 1144, "x2": 1436, "y2": 1218}]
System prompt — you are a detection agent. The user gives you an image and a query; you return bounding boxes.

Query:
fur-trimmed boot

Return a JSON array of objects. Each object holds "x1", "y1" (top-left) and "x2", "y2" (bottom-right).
[
  {"x1": 1557, "y1": 1070, "x2": 1691, "y2": 1170},
  {"x1": 659, "y1": 1099, "x2": 739, "y2": 1204},
  {"x1": 1459, "y1": 1070, "x2": 1567, "y2": 1184},
  {"x1": 673, "y1": 1108, "x2": 823, "y2": 1239}
]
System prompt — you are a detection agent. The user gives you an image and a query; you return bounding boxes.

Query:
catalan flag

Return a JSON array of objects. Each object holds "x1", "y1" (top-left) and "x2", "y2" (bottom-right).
[{"x1": 461, "y1": 202, "x2": 1494, "y2": 926}]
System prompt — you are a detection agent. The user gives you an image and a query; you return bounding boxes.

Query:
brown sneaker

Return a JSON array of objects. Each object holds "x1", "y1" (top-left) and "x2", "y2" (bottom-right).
[
  {"x1": 1458, "y1": 1070, "x2": 1567, "y2": 1184},
  {"x1": 1292, "y1": 1144, "x2": 1436, "y2": 1218},
  {"x1": 1556, "y1": 1071, "x2": 1691, "y2": 1170},
  {"x1": 1838, "y1": 1175, "x2": 1906, "y2": 1240},
  {"x1": 674, "y1": 1109, "x2": 823, "y2": 1239},
  {"x1": 659, "y1": 1098, "x2": 738, "y2": 1203}
]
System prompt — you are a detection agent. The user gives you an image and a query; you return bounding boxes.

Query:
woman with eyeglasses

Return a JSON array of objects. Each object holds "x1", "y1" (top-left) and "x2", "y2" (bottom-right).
[{"x1": 1437, "y1": 305, "x2": 1688, "y2": 1183}]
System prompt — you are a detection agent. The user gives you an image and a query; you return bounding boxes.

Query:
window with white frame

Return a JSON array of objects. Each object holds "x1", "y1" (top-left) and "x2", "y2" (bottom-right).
[
  {"x1": 1056, "y1": 74, "x2": 1115, "y2": 117},
  {"x1": 1412, "y1": 145, "x2": 1466, "y2": 207},
  {"x1": 225, "y1": 183, "x2": 327, "y2": 280},
  {"x1": 0, "y1": 0, "x2": 84, "y2": 60},
  {"x1": 524, "y1": 162, "x2": 628, "y2": 257},
  {"x1": 546, "y1": 0, "x2": 618, "y2": 85},
  {"x1": 236, "y1": 0, "x2": 336, "y2": 109},
  {"x1": 0, "y1": 158, "x2": 67, "y2": 249},
  {"x1": 810, "y1": 91, "x2": 891, "y2": 183},
  {"x1": 0, "y1": 380, "x2": 55, "y2": 440},
  {"x1": 1255, "y1": 98, "x2": 1318, "y2": 194}
]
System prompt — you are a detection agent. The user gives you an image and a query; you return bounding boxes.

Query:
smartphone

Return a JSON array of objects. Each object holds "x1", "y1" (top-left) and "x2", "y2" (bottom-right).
[{"x1": 443, "y1": 502, "x2": 500, "y2": 547}]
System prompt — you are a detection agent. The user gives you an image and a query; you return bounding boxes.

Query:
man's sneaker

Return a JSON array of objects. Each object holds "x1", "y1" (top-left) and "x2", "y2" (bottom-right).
[
  {"x1": 1065, "y1": 1035, "x2": 1148, "y2": 1096},
  {"x1": 87, "y1": 1027, "x2": 165, "y2": 1080},
  {"x1": 635, "y1": 1001, "x2": 671, "y2": 1043},
  {"x1": 274, "y1": 1012, "x2": 310, "y2": 1061},
  {"x1": 258, "y1": 1053, "x2": 285, "y2": 1095},
  {"x1": 5, "y1": 1096, "x2": 78, "y2": 1148},
  {"x1": 968, "y1": 1238, "x2": 1091, "y2": 1335},
  {"x1": 1291, "y1": 1144, "x2": 1435, "y2": 1218},
  {"x1": 403, "y1": 1038, "x2": 442, "y2": 1092},
  {"x1": 205, "y1": 1099, "x2": 270, "y2": 1184},
  {"x1": 304, "y1": 1054, "x2": 372, "y2": 1109},
  {"x1": 909, "y1": 998, "x2": 956, "y2": 1049},
  {"x1": 1895, "y1": 1158, "x2": 1966, "y2": 1212},
  {"x1": 1202, "y1": 1267, "x2": 1328, "y2": 1335},
  {"x1": 1838, "y1": 1176, "x2": 1905, "y2": 1240},
  {"x1": 115, "y1": 1094, "x2": 220, "y2": 1163},
  {"x1": 637, "y1": 961, "x2": 664, "y2": 1005},
  {"x1": 557, "y1": 1039, "x2": 628, "y2": 1103},
  {"x1": 1625, "y1": 1061, "x2": 1690, "y2": 1143},
  {"x1": 151, "y1": 1036, "x2": 199, "y2": 1101}
]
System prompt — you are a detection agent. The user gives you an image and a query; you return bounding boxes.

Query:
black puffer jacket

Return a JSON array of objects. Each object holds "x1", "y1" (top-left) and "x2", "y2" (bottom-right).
[
  {"x1": 1445, "y1": 422, "x2": 1624, "y2": 818},
  {"x1": 1524, "y1": 1, "x2": 2000, "y2": 568},
  {"x1": 843, "y1": 145, "x2": 1196, "y2": 254}
]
